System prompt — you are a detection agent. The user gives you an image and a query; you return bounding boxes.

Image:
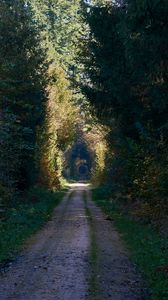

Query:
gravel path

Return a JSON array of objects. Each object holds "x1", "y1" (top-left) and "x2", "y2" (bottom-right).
[
  {"x1": 85, "y1": 188, "x2": 142, "y2": 300},
  {"x1": 0, "y1": 183, "x2": 143, "y2": 300}
]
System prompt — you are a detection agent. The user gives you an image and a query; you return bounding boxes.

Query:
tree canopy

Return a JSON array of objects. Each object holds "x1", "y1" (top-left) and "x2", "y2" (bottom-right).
[{"x1": 0, "y1": 0, "x2": 168, "y2": 221}]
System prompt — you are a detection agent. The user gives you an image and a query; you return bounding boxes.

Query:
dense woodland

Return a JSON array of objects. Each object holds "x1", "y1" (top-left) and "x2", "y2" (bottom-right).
[
  {"x1": 81, "y1": 0, "x2": 168, "y2": 223},
  {"x1": 0, "y1": 0, "x2": 168, "y2": 224}
]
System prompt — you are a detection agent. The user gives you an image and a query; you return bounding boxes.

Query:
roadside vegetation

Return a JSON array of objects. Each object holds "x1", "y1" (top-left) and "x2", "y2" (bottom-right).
[
  {"x1": 92, "y1": 188, "x2": 168, "y2": 300},
  {"x1": 0, "y1": 188, "x2": 65, "y2": 264}
]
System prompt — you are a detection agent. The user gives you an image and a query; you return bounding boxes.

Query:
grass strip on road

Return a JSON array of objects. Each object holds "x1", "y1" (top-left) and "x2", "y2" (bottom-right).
[
  {"x1": 92, "y1": 187, "x2": 168, "y2": 300},
  {"x1": 0, "y1": 187, "x2": 66, "y2": 264},
  {"x1": 84, "y1": 191, "x2": 101, "y2": 300}
]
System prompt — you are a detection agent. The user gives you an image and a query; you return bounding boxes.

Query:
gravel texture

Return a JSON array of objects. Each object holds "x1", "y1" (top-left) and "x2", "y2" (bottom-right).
[{"x1": 0, "y1": 184, "x2": 143, "y2": 300}]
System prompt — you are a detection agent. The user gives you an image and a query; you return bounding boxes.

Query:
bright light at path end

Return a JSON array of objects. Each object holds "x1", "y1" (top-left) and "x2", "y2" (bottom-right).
[{"x1": 68, "y1": 183, "x2": 91, "y2": 188}]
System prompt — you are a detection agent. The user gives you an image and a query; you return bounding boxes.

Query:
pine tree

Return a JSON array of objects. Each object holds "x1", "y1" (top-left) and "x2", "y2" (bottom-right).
[
  {"x1": 82, "y1": 0, "x2": 168, "y2": 140},
  {"x1": 124, "y1": 0, "x2": 168, "y2": 140},
  {"x1": 81, "y1": 0, "x2": 168, "y2": 210},
  {"x1": 0, "y1": 0, "x2": 47, "y2": 196},
  {"x1": 31, "y1": 0, "x2": 83, "y2": 66},
  {"x1": 30, "y1": 0, "x2": 85, "y2": 187}
]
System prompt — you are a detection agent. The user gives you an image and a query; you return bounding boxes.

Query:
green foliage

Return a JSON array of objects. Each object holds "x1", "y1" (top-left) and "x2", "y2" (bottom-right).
[
  {"x1": 84, "y1": 124, "x2": 108, "y2": 185},
  {"x1": 38, "y1": 65, "x2": 78, "y2": 188},
  {"x1": 0, "y1": 0, "x2": 88, "y2": 204},
  {"x1": 31, "y1": 0, "x2": 86, "y2": 188},
  {"x1": 0, "y1": 188, "x2": 65, "y2": 263},
  {"x1": 81, "y1": 0, "x2": 168, "y2": 220},
  {"x1": 0, "y1": 110, "x2": 22, "y2": 202},
  {"x1": 31, "y1": 0, "x2": 83, "y2": 66},
  {"x1": 92, "y1": 188, "x2": 168, "y2": 300},
  {"x1": 0, "y1": 0, "x2": 47, "y2": 198}
]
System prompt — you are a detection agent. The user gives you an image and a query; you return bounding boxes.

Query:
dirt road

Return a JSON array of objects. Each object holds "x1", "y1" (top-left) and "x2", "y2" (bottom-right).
[{"x1": 0, "y1": 183, "x2": 143, "y2": 300}]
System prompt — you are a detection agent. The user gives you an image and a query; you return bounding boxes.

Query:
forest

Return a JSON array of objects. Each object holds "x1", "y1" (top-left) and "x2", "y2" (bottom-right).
[{"x1": 0, "y1": 1, "x2": 168, "y2": 299}]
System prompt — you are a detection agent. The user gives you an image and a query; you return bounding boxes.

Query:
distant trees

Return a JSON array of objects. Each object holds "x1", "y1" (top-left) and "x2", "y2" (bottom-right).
[{"x1": 82, "y1": 0, "x2": 168, "y2": 219}]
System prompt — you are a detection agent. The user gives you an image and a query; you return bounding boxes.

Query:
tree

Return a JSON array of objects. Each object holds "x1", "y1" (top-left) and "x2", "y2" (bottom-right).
[
  {"x1": 38, "y1": 65, "x2": 78, "y2": 188},
  {"x1": 0, "y1": 0, "x2": 47, "y2": 198},
  {"x1": 31, "y1": 0, "x2": 84, "y2": 66},
  {"x1": 81, "y1": 0, "x2": 168, "y2": 217},
  {"x1": 31, "y1": 0, "x2": 88, "y2": 187}
]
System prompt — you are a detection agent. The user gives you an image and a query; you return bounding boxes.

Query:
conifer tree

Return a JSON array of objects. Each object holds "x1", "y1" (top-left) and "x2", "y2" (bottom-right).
[
  {"x1": 30, "y1": 0, "x2": 85, "y2": 187},
  {"x1": 0, "y1": 0, "x2": 47, "y2": 197},
  {"x1": 81, "y1": 0, "x2": 168, "y2": 210},
  {"x1": 31, "y1": 0, "x2": 83, "y2": 66}
]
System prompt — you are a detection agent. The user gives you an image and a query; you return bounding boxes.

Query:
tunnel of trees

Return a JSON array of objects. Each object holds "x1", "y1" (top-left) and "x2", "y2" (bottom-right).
[
  {"x1": 0, "y1": 0, "x2": 168, "y2": 224},
  {"x1": 68, "y1": 141, "x2": 91, "y2": 180}
]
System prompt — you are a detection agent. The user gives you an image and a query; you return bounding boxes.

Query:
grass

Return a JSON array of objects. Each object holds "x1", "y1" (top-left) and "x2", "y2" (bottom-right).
[
  {"x1": 84, "y1": 191, "x2": 101, "y2": 300},
  {"x1": 92, "y1": 187, "x2": 168, "y2": 300},
  {"x1": 0, "y1": 187, "x2": 65, "y2": 264}
]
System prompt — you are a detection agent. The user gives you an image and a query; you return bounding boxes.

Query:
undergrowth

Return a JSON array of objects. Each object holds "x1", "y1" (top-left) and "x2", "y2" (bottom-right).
[
  {"x1": 0, "y1": 187, "x2": 65, "y2": 264},
  {"x1": 92, "y1": 187, "x2": 168, "y2": 300}
]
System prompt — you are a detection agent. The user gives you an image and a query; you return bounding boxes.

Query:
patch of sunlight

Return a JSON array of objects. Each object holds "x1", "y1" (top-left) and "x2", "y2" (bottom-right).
[{"x1": 68, "y1": 182, "x2": 91, "y2": 188}]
